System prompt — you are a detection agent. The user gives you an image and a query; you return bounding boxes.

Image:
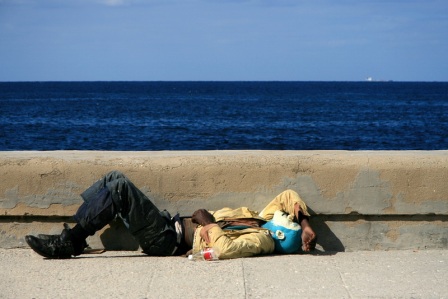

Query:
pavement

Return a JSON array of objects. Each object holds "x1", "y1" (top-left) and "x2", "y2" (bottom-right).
[{"x1": 1, "y1": 248, "x2": 447, "y2": 299}]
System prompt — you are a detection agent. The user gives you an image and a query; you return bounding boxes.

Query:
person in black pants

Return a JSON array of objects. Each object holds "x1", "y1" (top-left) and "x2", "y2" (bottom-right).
[
  {"x1": 26, "y1": 171, "x2": 317, "y2": 259},
  {"x1": 26, "y1": 171, "x2": 181, "y2": 258}
]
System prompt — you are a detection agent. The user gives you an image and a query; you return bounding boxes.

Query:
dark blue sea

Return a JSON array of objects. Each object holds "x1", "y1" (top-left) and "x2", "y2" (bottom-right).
[{"x1": 1, "y1": 81, "x2": 447, "y2": 151}]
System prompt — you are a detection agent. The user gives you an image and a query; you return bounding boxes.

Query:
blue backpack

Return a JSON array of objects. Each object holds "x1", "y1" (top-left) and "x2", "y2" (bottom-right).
[{"x1": 262, "y1": 211, "x2": 302, "y2": 254}]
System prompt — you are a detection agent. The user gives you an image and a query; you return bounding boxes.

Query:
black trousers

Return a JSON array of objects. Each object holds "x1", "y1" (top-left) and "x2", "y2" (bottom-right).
[{"x1": 74, "y1": 171, "x2": 177, "y2": 256}]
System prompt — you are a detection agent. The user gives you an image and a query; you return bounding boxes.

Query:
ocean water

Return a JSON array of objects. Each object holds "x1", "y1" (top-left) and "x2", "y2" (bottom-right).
[{"x1": 1, "y1": 81, "x2": 447, "y2": 151}]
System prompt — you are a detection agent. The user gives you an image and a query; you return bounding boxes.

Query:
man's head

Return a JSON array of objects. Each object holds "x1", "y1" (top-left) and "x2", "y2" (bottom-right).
[{"x1": 262, "y1": 210, "x2": 302, "y2": 254}]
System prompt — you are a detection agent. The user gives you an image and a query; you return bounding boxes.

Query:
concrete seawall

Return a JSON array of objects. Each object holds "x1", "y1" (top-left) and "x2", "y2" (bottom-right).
[{"x1": 1, "y1": 150, "x2": 447, "y2": 251}]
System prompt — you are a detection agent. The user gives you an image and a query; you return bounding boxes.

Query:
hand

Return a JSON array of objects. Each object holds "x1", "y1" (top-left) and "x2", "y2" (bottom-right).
[
  {"x1": 191, "y1": 209, "x2": 215, "y2": 226},
  {"x1": 200, "y1": 224, "x2": 218, "y2": 243}
]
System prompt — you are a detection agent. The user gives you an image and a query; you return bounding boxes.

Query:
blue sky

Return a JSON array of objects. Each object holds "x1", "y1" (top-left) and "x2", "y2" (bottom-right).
[{"x1": 1, "y1": 0, "x2": 447, "y2": 81}]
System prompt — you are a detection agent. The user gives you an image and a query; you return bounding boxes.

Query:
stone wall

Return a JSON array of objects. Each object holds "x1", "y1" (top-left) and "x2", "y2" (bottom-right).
[{"x1": 1, "y1": 151, "x2": 447, "y2": 251}]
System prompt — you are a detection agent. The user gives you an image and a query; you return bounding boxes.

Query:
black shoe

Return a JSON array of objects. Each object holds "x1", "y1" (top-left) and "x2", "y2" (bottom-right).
[
  {"x1": 26, "y1": 223, "x2": 89, "y2": 259},
  {"x1": 26, "y1": 230, "x2": 74, "y2": 259}
]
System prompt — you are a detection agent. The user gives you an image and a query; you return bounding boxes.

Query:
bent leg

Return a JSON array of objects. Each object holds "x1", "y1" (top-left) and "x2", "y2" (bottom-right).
[
  {"x1": 259, "y1": 190, "x2": 310, "y2": 221},
  {"x1": 27, "y1": 171, "x2": 176, "y2": 258},
  {"x1": 74, "y1": 187, "x2": 116, "y2": 235},
  {"x1": 74, "y1": 171, "x2": 128, "y2": 235},
  {"x1": 75, "y1": 172, "x2": 177, "y2": 256},
  {"x1": 259, "y1": 190, "x2": 316, "y2": 252},
  {"x1": 106, "y1": 177, "x2": 177, "y2": 255}
]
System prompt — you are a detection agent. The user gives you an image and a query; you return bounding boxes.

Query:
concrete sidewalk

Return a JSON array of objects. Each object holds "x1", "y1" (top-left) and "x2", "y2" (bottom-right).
[{"x1": 1, "y1": 249, "x2": 447, "y2": 299}]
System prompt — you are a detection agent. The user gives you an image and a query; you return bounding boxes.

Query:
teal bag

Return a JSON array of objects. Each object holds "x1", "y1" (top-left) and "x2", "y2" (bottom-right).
[{"x1": 262, "y1": 211, "x2": 302, "y2": 254}]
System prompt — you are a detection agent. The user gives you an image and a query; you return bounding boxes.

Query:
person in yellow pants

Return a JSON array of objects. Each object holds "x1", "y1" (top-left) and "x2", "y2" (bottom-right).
[{"x1": 190, "y1": 189, "x2": 316, "y2": 259}]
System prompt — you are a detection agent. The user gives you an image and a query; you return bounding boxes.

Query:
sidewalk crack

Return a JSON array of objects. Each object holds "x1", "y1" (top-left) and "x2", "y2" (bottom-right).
[
  {"x1": 338, "y1": 270, "x2": 353, "y2": 299},
  {"x1": 242, "y1": 259, "x2": 248, "y2": 299}
]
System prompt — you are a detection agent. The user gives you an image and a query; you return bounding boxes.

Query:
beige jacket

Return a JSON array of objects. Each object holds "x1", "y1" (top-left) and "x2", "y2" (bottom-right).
[{"x1": 192, "y1": 190, "x2": 309, "y2": 259}]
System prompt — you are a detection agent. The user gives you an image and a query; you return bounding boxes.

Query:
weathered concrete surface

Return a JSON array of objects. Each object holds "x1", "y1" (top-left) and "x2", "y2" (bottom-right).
[
  {"x1": 2, "y1": 249, "x2": 448, "y2": 298},
  {"x1": 1, "y1": 150, "x2": 447, "y2": 251}
]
